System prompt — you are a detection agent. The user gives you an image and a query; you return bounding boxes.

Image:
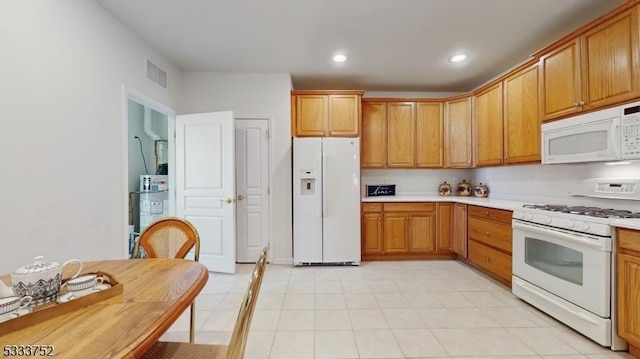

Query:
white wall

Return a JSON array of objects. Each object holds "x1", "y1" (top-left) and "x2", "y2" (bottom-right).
[
  {"x1": 178, "y1": 72, "x2": 293, "y2": 264},
  {"x1": 0, "y1": 1, "x2": 182, "y2": 274},
  {"x1": 362, "y1": 169, "x2": 473, "y2": 196},
  {"x1": 472, "y1": 163, "x2": 640, "y2": 211}
]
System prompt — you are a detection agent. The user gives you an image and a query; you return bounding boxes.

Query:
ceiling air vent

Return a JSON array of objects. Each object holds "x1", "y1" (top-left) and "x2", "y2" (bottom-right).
[{"x1": 146, "y1": 59, "x2": 167, "y2": 89}]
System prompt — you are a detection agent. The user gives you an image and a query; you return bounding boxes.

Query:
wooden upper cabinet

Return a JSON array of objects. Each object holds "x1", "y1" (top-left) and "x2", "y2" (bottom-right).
[
  {"x1": 416, "y1": 102, "x2": 443, "y2": 168},
  {"x1": 540, "y1": 40, "x2": 581, "y2": 121},
  {"x1": 361, "y1": 102, "x2": 387, "y2": 168},
  {"x1": 445, "y1": 96, "x2": 473, "y2": 168},
  {"x1": 582, "y1": 6, "x2": 640, "y2": 111},
  {"x1": 296, "y1": 95, "x2": 327, "y2": 136},
  {"x1": 387, "y1": 102, "x2": 416, "y2": 167},
  {"x1": 503, "y1": 63, "x2": 541, "y2": 164},
  {"x1": 327, "y1": 95, "x2": 360, "y2": 136},
  {"x1": 361, "y1": 100, "x2": 444, "y2": 169},
  {"x1": 474, "y1": 82, "x2": 504, "y2": 166},
  {"x1": 540, "y1": 5, "x2": 640, "y2": 122},
  {"x1": 291, "y1": 91, "x2": 363, "y2": 137}
]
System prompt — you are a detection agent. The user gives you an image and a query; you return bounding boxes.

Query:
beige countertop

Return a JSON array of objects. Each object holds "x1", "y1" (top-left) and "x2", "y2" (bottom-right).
[
  {"x1": 610, "y1": 219, "x2": 640, "y2": 231},
  {"x1": 362, "y1": 195, "x2": 640, "y2": 230},
  {"x1": 361, "y1": 195, "x2": 529, "y2": 212}
]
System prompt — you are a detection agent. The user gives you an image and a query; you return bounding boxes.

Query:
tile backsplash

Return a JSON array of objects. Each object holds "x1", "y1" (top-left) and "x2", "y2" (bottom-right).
[{"x1": 362, "y1": 162, "x2": 640, "y2": 211}]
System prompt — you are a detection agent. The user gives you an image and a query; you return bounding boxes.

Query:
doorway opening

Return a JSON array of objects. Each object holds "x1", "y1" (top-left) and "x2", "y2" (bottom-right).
[{"x1": 123, "y1": 88, "x2": 175, "y2": 258}]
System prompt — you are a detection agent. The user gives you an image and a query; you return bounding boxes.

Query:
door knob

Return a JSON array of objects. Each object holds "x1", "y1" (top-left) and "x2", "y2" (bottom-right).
[
  {"x1": 237, "y1": 194, "x2": 245, "y2": 201},
  {"x1": 220, "y1": 198, "x2": 235, "y2": 204}
]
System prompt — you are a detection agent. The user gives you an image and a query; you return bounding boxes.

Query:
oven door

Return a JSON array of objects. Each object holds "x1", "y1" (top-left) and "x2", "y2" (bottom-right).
[{"x1": 512, "y1": 220, "x2": 611, "y2": 317}]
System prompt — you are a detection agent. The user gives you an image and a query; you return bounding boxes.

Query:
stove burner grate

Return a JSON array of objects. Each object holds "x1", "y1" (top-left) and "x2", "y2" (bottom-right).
[{"x1": 522, "y1": 204, "x2": 640, "y2": 219}]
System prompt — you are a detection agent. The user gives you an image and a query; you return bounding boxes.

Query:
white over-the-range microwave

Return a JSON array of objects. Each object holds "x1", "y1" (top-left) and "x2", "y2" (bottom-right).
[{"x1": 542, "y1": 101, "x2": 640, "y2": 164}]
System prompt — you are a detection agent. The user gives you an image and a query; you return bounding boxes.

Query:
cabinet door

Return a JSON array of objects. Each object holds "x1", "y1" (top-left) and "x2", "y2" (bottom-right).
[
  {"x1": 453, "y1": 203, "x2": 468, "y2": 258},
  {"x1": 296, "y1": 95, "x2": 327, "y2": 136},
  {"x1": 362, "y1": 212, "x2": 383, "y2": 256},
  {"x1": 383, "y1": 213, "x2": 409, "y2": 253},
  {"x1": 617, "y1": 252, "x2": 640, "y2": 347},
  {"x1": 328, "y1": 95, "x2": 360, "y2": 137},
  {"x1": 445, "y1": 97, "x2": 473, "y2": 168},
  {"x1": 582, "y1": 7, "x2": 640, "y2": 111},
  {"x1": 387, "y1": 103, "x2": 415, "y2": 168},
  {"x1": 361, "y1": 102, "x2": 387, "y2": 168},
  {"x1": 503, "y1": 64, "x2": 541, "y2": 164},
  {"x1": 474, "y1": 83, "x2": 504, "y2": 166},
  {"x1": 409, "y1": 212, "x2": 436, "y2": 253},
  {"x1": 436, "y1": 203, "x2": 453, "y2": 252},
  {"x1": 416, "y1": 102, "x2": 444, "y2": 168},
  {"x1": 540, "y1": 39, "x2": 582, "y2": 121}
]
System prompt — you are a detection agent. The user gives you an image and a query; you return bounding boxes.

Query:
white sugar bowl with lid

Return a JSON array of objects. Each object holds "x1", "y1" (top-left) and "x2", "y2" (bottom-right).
[{"x1": 11, "y1": 256, "x2": 83, "y2": 304}]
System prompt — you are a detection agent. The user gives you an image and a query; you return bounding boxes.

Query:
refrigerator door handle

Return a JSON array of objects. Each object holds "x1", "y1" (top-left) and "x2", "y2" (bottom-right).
[
  {"x1": 316, "y1": 154, "x2": 322, "y2": 218},
  {"x1": 322, "y1": 152, "x2": 328, "y2": 217}
]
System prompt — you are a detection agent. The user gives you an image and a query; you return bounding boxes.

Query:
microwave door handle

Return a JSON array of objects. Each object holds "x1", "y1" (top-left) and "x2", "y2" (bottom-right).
[
  {"x1": 611, "y1": 122, "x2": 621, "y2": 158},
  {"x1": 512, "y1": 221, "x2": 609, "y2": 251}
]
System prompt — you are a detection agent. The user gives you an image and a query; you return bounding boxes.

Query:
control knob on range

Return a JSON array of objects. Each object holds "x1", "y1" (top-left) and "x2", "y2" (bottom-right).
[
  {"x1": 524, "y1": 213, "x2": 534, "y2": 221},
  {"x1": 540, "y1": 215, "x2": 552, "y2": 224},
  {"x1": 575, "y1": 221, "x2": 589, "y2": 232},
  {"x1": 564, "y1": 220, "x2": 575, "y2": 228}
]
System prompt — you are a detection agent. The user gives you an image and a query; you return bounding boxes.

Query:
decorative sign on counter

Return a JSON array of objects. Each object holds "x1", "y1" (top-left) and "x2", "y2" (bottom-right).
[{"x1": 366, "y1": 185, "x2": 396, "y2": 197}]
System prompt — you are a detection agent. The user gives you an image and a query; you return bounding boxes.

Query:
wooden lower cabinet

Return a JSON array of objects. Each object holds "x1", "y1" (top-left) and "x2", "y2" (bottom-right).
[
  {"x1": 362, "y1": 203, "x2": 383, "y2": 256},
  {"x1": 453, "y1": 203, "x2": 468, "y2": 258},
  {"x1": 617, "y1": 228, "x2": 640, "y2": 355},
  {"x1": 467, "y1": 206, "x2": 513, "y2": 284},
  {"x1": 361, "y1": 202, "x2": 454, "y2": 260}
]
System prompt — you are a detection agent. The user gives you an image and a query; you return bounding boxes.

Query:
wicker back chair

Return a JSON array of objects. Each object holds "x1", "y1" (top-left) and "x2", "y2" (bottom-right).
[
  {"x1": 133, "y1": 217, "x2": 201, "y2": 343},
  {"x1": 141, "y1": 247, "x2": 269, "y2": 359}
]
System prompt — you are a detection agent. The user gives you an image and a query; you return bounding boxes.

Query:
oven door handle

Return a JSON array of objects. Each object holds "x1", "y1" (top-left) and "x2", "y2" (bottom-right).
[{"x1": 512, "y1": 221, "x2": 609, "y2": 251}]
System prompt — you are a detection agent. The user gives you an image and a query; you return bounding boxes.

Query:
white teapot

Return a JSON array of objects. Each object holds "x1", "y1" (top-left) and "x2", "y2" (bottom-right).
[{"x1": 11, "y1": 256, "x2": 83, "y2": 304}]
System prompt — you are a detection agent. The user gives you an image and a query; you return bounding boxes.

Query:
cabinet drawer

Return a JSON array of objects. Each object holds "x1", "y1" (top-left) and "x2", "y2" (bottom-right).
[
  {"x1": 468, "y1": 206, "x2": 512, "y2": 224},
  {"x1": 468, "y1": 217, "x2": 512, "y2": 253},
  {"x1": 362, "y1": 203, "x2": 383, "y2": 213},
  {"x1": 468, "y1": 240, "x2": 512, "y2": 283},
  {"x1": 384, "y1": 203, "x2": 435, "y2": 212},
  {"x1": 618, "y1": 228, "x2": 640, "y2": 253}
]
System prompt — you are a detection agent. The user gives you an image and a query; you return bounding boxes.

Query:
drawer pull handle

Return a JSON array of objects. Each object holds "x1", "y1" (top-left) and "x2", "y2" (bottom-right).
[
  {"x1": 485, "y1": 231, "x2": 490, "y2": 236},
  {"x1": 485, "y1": 211, "x2": 489, "y2": 216},
  {"x1": 486, "y1": 256, "x2": 491, "y2": 262}
]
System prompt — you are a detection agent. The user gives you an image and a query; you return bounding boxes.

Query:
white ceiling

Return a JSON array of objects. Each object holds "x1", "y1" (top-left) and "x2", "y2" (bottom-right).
[{"x1": 96, "y1": 0, "x2": 624, "y2": 92}]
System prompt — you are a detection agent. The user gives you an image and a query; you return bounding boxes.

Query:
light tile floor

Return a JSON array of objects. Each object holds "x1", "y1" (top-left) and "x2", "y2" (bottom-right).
[{"x1": 161, "y1": 260, "x2": 633, "y2": 359}]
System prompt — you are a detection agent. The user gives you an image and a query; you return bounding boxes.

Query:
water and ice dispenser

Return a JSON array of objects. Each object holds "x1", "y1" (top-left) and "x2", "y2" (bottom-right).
[{"x1": 299, "y1": 169, "x2": 316, "y2": 195}]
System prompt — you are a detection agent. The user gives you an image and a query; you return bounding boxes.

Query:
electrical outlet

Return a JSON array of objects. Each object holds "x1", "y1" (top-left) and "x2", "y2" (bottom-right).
[{"x1": 453, "y1": 177, "x2": 458, "y2": 185}]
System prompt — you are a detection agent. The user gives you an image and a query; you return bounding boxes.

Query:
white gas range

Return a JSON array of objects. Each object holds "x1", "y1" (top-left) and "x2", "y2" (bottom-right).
[{"x1": 511, "y1": 204, "x2": 639, "y2": 350}]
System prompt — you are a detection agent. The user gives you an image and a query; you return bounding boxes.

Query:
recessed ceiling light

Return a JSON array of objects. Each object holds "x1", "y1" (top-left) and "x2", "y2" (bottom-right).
[
  {"x1": 333, "y1": 54, "x2": 347, "y2": 63},
  {"x1": 449, "y1": 54, "x2": 468, "y2": 63}
]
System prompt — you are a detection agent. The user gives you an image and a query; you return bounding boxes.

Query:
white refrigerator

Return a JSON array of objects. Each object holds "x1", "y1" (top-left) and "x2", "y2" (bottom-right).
[{"x1": 293, "y1": 137, "x2": 361, "y2": 265}]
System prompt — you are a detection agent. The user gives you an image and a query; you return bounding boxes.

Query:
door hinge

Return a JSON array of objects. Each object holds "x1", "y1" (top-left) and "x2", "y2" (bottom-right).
[
  {"x1": 265, "y1": 130, "x2": 270, "y2": 139},
  {"x1": 267, "y1": 187, "x2": 271, "y2": 194}
]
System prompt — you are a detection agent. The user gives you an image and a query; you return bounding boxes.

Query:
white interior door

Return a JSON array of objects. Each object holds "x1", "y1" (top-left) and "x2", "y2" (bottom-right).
[
  {"x1": 235, "y1": 118, "x2": 270, "y2": 263},
  {"x1": 175, "y1": 111, "x2": 236, "y2": 273}
]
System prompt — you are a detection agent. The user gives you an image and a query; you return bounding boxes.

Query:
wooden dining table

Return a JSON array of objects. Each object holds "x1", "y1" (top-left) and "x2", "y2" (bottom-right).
[{"x1": 0, "y1": 258, "x2": 209, "y2": 358}]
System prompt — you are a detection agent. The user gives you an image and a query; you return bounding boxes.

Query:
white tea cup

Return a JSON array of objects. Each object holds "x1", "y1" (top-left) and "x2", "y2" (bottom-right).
[
  {"x1": 65, "y1": 274, "x2": 104, "y2": 295},
  {"x1": 0, "y1": 295, "x2": 32, "y2": 315}
]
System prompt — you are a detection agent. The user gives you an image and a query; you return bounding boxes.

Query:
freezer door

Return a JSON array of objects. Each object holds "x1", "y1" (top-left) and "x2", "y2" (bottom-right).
[
  {"x1": 293, "y1": 138, "x2": 323, "y2": 263},
  {"x1": 322, "y1": 138, "x2": 361, "y2": 263}
]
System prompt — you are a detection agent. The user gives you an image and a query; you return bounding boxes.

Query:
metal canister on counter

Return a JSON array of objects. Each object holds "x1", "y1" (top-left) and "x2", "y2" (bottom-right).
[{"x1": 438, "y1": 181, "x2": 452, "y2": 196}]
